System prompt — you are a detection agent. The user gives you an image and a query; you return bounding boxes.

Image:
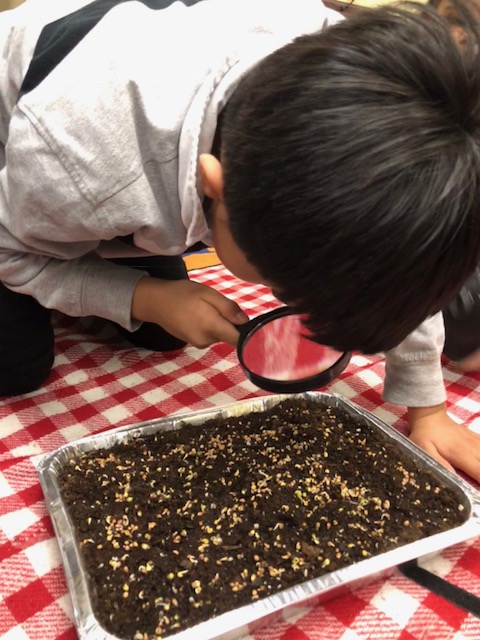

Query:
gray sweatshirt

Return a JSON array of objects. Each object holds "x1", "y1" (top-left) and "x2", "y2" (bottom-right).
[{"x1": 0, "y1": 0, "x2": 447, "y2": 408}]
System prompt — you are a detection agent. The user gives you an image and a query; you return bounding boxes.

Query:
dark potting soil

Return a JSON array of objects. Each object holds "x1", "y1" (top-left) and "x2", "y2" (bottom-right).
[{"x1": 58, "y1": 397, "x2": 468, "y2": 640}]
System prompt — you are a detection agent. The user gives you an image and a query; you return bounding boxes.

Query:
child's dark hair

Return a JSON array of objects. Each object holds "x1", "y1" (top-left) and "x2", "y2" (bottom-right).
[
  {"x1": 221, "y1": 2, "x2": 480, "y2": 354},
  {"x1": 429, "y1": 0, "x2": 480, "y2": 32}
]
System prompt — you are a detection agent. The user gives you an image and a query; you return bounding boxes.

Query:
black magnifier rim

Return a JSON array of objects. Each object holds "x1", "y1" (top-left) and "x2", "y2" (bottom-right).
[{"x1": 237, "y1": 307, "x2": 351, "y2": 393}]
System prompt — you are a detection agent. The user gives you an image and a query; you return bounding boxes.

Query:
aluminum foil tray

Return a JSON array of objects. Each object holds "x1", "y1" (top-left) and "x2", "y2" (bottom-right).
[{"x1": 37, "y1": 392, "x2": 480, "y2": 640}]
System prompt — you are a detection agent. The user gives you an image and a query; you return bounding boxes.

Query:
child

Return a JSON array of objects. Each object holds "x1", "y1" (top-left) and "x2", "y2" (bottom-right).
[{"x1": 1, "y1": 0, "x2": 480, "y2": 481}]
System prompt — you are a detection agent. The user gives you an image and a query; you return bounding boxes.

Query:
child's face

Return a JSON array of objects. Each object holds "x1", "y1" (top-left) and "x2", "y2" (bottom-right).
[
  {"x1": 199, "y1": 152, "x2": 275, "y2": 288},
  {"x1": 209, "y1": 199, "x2": 269, "y2": 286}
]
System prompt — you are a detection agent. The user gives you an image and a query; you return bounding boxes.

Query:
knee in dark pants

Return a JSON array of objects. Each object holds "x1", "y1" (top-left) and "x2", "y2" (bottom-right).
[
  {"x1": 0, "y1": 284, "x2": 54, "y2": 396},
  {"x1": 0, "y1": 350, "x2": 54, "y2": 396},
  {"x1": 443, "y1": 268, "x2": 480, "y2": 362},
  {"x1": 120, "y1": 322, "x2": 187, "y2": 352}
]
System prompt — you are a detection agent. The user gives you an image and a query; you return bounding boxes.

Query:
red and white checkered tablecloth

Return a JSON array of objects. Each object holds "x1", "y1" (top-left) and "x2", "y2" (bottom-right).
[{"x1": 1, "y1": 264, "x2": 480, "y2": 640}]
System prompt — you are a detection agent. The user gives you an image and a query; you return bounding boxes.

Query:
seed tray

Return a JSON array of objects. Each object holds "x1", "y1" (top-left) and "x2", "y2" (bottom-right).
[{"x1": 37, "y1": 392, "x2": 480, "y2": 640}]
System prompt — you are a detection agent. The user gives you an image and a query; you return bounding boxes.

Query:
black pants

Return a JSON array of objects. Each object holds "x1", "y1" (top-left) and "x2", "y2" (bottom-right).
[
  {"x1": 0, "y1": 255, "x2": 188, "y2": 397},
  {"x1": 443, "y1": 267, "x2": 480, "y2": 362}
]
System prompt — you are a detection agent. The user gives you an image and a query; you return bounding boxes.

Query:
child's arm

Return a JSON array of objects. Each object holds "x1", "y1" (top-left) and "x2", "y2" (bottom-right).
[
  {"x1": 384, "y1": 314, "x2": 447, "y2": 408},
  {"x1": 384, "y1": 313, "x2": 480, "y2": 482}
]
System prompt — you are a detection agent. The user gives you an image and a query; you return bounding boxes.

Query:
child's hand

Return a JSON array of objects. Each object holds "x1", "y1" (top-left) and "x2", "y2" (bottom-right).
[
  {"x1": 408, "y1": 404, "x2": 480, "y2": 483},
  {"x1": 131, "y1": 276, "x2": 249, "y2": 348}
]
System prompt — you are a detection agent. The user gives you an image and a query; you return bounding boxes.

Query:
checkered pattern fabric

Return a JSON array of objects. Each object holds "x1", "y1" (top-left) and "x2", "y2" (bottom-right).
[{"x1": 1, "y1": 265, "x2": 479, "y2": 640}]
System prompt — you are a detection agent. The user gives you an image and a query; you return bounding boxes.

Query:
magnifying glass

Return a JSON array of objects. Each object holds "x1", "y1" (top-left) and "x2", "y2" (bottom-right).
[{"x1": 236, "y1": 307, "x2": 351, "y2": 393}]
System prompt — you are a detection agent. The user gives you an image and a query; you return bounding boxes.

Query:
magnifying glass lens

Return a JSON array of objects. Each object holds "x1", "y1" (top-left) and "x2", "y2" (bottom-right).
[{"x1": 239, "y1": 312, "x2": 347, "y2": 387}]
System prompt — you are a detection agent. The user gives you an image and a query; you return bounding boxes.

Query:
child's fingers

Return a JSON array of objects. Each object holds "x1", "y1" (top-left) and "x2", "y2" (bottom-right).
[
  {"x1": 208, "y1": 315, "x2": 243, "y2": 347},
  {"x1": 185, "y1": 310, "x2": 240, "y2": 348},
  {"x1": 182, "y1": 295, "x2": 246, "y2": 348},
  {"x1": 440, "y1": 433, "x2": 480, "y2": 483},
  {"x1": 409, "y1": 434, "x2": 456, "y2": 473},
  {"x1": 202, "y1": 288, "x2": 249, "y2": 325},
  {"x1": 410, "y1": 430, "x2": 480, "y2": 482}
]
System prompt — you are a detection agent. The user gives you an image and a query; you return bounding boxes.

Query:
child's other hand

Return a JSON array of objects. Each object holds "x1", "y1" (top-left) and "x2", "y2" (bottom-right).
[
  {"x1": 408, "y1": 404, "x2": 480, "y2": 483},
  {"x1": 131, "y1": 276, "x2": 249, "y2": 349}
]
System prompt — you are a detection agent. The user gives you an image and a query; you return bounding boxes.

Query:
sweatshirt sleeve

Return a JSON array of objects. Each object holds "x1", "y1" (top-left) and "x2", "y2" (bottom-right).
[
  {"x1": 383, "y1": 312, "x2": 447, "y2": 407},
  {"x1": 0, "y1": 109, "x2": 146, "y2": 331}
]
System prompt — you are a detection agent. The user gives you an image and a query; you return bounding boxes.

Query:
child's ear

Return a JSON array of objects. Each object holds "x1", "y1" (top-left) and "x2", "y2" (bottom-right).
[{"x1": 199, "y1": 154, "x2": 224, "y2": 200}]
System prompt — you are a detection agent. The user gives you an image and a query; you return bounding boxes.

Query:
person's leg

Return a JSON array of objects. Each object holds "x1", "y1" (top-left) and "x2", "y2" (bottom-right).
[
  {"x1": 0, "y1": 283, "x2": 54, "y2": 396},
  {"x1": 111, "y1": 255, "x2": 189, "y2": 351},
  {"x1": 443, "y1": 267, "x2": 480, "y2": 371}
]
